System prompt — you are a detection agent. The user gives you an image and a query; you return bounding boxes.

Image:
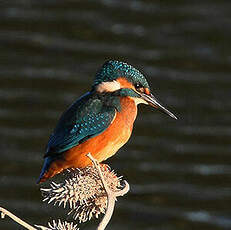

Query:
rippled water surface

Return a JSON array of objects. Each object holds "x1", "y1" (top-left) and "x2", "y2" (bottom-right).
[{"x1": 0, "y1": 1, "x2": 231, "y2": 229}]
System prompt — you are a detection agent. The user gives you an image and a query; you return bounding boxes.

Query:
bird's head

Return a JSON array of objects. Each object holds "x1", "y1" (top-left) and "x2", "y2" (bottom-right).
[{"x1": 93, "y1": 60, "x2": 177, "y2": 119}]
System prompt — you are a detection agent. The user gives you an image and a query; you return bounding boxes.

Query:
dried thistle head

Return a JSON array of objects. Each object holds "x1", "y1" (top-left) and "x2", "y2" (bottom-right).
[
  {"x1": 41, "y1": 165, "x2": 123, "y2": 223},
  {"x1": 35, "y1": 219, "x2": 79, "y2": 230}
]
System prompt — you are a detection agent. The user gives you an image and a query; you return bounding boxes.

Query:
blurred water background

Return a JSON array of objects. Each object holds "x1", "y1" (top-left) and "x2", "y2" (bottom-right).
[{"x1": 0, "y1": 0, "x2": 231, "y2": 229}]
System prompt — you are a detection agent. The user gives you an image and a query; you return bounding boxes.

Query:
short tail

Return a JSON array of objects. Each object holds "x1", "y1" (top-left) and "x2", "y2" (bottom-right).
[{"x1": 36, "y1": 157, "x2": 53, "y2": 184}]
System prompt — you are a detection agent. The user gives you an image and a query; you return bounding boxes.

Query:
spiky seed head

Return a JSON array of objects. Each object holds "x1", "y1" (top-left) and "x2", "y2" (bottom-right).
[
  {"x1": 41, "y1": 165, "x2": 123, "y2": 223},
  {"x1": 35, "y1": 219, "x2": 79, "y2": 230}
]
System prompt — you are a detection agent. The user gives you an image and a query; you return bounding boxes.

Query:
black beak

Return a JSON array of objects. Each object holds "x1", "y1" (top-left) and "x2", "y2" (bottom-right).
[{"x1": 141, "y1": 93, "x2": 177, "y2": 120}]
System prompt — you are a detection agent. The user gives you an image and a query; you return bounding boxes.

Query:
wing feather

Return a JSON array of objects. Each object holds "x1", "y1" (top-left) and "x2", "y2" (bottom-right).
[{"x1": 45, "y1": 92, "x2": 116, "y2": 156}]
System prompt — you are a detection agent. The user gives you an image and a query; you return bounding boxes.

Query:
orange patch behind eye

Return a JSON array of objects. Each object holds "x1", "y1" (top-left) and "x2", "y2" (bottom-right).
[
  {"x1": 144, "y1": 88, "x2": 150, "y2": 95},
  {"x1": 117, "y1": 77, "x2": 135, "y2": 89}
]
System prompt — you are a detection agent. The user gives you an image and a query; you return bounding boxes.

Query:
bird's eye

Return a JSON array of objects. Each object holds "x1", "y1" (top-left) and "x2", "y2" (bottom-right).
[
  {"x1": 135, "y1": 83, "x2": 141, "y2": 89},
  {"x1": 134, "y1": 83, "x2": 144, "y2": 93}
]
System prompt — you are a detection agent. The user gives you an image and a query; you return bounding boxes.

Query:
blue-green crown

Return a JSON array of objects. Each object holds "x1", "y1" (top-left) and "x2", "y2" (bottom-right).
[{"x1": 93, "y1": 60, "x2": 149, "y2": 89}]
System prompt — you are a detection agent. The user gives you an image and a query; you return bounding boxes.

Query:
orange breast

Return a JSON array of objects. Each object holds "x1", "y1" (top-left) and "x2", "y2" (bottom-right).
[{"x1": 64, "y1": 97, "x2": 137, "y2": 168}]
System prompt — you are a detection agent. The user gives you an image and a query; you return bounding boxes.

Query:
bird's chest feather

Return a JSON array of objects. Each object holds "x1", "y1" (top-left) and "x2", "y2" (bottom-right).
[
  {"x1": 65, "y1": 97, "x2": 137, "y2": 166},
  {"x1": 105, "y1": 97, "x2": 137, "y2": 151}
]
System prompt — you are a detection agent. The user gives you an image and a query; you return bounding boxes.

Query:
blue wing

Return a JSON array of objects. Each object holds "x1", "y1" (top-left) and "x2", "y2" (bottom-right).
[{"x1": 45, "y1": 92, "x2": 116, "y2": 156}]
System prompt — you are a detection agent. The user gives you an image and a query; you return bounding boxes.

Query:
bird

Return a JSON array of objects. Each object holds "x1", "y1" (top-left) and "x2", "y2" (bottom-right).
[{"x1": 37, "y1": 60, "x2": 177, "y2": 183}]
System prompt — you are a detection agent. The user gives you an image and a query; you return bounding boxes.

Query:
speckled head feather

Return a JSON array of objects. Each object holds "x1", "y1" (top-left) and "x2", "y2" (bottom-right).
[{"x1": 93, "y1": 60, "x2": 150, "y2": 89}]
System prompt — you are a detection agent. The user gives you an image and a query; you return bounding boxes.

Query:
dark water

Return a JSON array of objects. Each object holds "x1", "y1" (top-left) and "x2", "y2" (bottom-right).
[{"x1": 0, "y1": 1, "x2": 231, "y2": 229}]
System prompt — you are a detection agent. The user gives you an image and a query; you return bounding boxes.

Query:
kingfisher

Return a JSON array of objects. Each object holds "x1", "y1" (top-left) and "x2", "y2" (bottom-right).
[{"x1": 37, "y1": 60, "x2": 177, "y2": 183}]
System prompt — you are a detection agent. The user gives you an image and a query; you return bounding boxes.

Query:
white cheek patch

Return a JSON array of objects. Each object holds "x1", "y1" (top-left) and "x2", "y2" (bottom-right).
[
  {"x1": 132, "y1": 97, "x2": 148, "y2": 106},
  {"x1": 96, "y1": 80, "x2": 121, "y2": 93}
]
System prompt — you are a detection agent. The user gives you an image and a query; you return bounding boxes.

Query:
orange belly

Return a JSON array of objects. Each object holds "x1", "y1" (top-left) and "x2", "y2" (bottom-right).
[
  {"x1": 44, "y1": 97, "x2": 138, "y2": 180},
  {"x1": 65, "y1": 96, "x2": 137, "y2": 167}
]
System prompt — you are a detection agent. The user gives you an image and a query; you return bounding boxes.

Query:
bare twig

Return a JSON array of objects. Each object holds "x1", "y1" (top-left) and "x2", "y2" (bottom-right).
[
  {"x1": 0, "y1": 206, "x2": 37, "y2": 230},
  {"x1": 86, "y1": 153, "x2": 130, "y2": 230}
]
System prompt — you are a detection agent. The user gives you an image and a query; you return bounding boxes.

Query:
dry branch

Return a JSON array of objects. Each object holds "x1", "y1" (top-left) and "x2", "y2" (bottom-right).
[
  {"x1": 0, "y1": 206, "x2": 37, "y2": 230},
  {"x1": 86, "y1": 153, "x2": 129, "y2": 230}
]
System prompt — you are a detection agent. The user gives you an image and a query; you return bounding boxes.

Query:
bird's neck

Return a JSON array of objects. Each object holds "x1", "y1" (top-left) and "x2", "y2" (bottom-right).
[
  {"x1": 117, "y1": 96, "x2": 138, "y2": 128},
  {"x1": 94, "y1": 92, "x2": 120, "y2": 111},
  {"x1": 96, "y1": 92, "x2": 138, "y2": 115}
]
